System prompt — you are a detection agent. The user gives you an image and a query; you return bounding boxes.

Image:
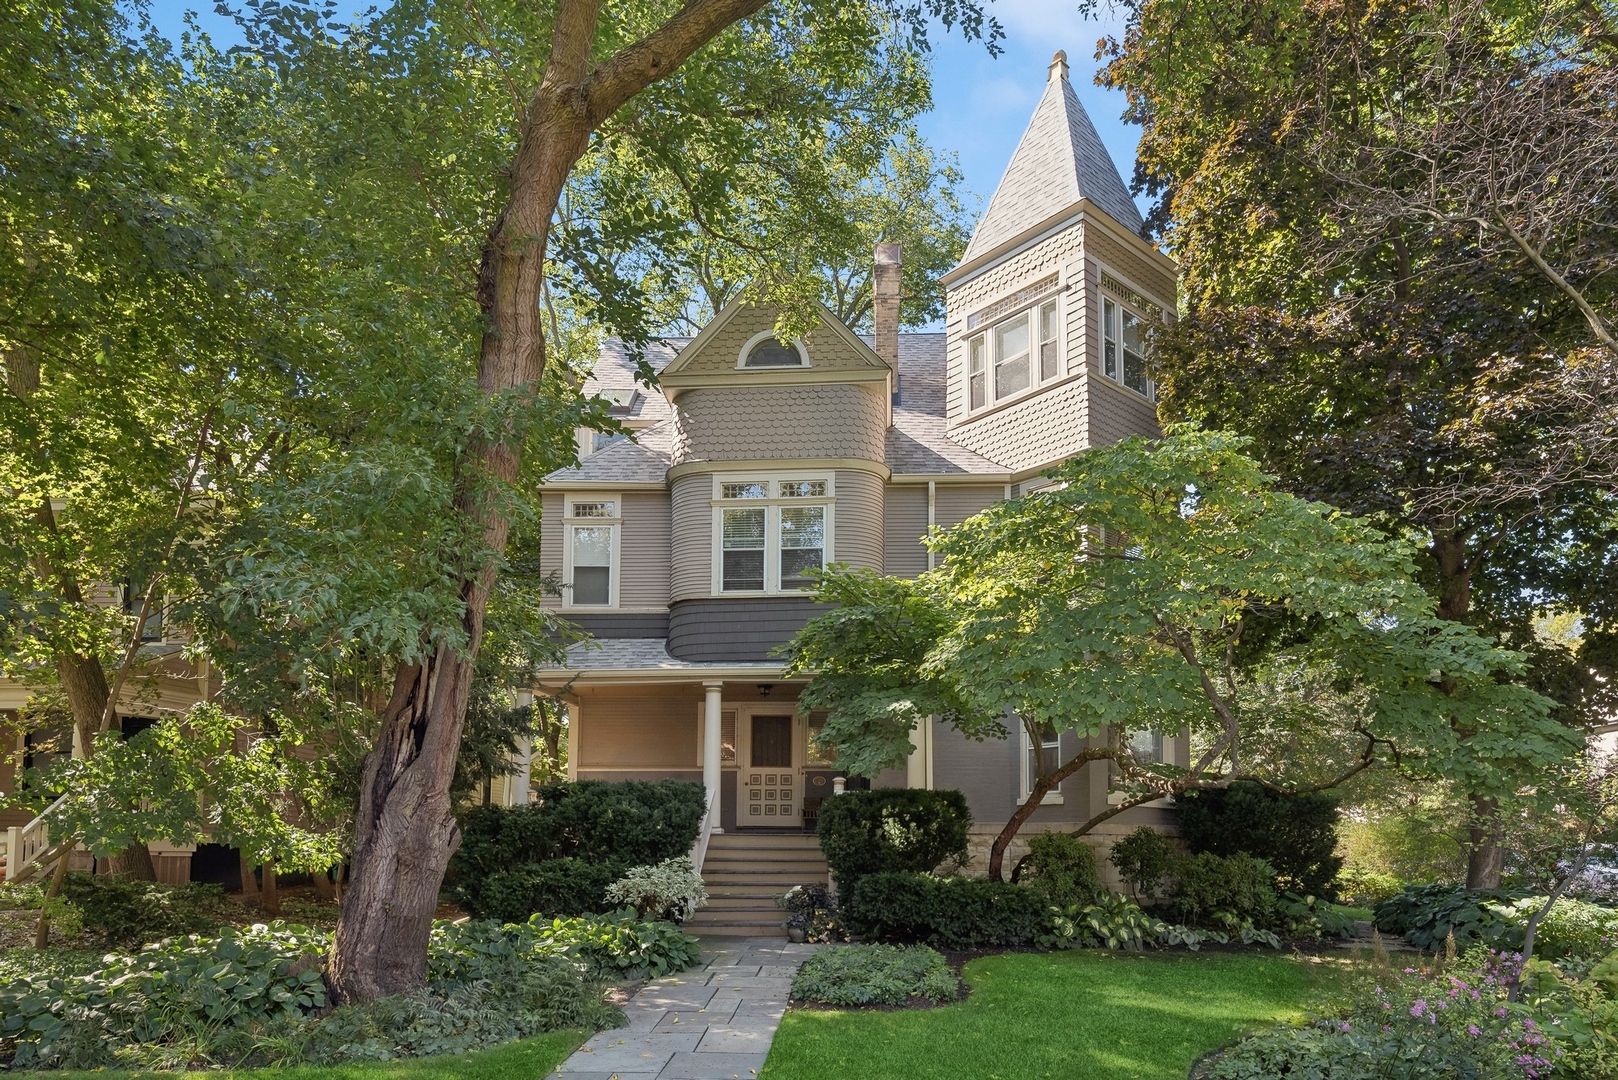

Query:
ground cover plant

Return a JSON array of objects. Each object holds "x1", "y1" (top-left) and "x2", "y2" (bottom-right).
[
  {"x1": 43, "y1": 1032, "x2": 587, "y2": 1080},
  {"x1": 0, "y1": 912, "x2": 695, "y2": 1070},
  {"x1": 1206, "y1": 943, "x2": 1618, "y2": 1079},
  {"x1": 763, "y1": 951, "x2": 1319, "y2": 1080},
  {"x1": 791, "y1": 945, "x2": 959, "y2": 1007}
]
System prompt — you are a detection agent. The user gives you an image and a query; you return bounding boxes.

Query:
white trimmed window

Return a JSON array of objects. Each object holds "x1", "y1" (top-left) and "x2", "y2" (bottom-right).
[
  {"x1": 714, "y1": 476, "x2": 833, "y2": 594},
  {"x1": 1129, "y1": 728, "x2": 1166, "y2": 764},
  {"x1": 1021, "y1": 721, "x2": 1064, "y2": 804},
  {"x1": 563, "y1": 496, "x2": 620, "y2": 608},
  {"x1": 964, "y1": 294, "x2": 1063, "y2": 413},
  {"x1": 738, "y1": 331, "x2": 810, "y2": 369},
  {"x1": 1102, "y1": 296, "x2": 1153, "y2": 400}
]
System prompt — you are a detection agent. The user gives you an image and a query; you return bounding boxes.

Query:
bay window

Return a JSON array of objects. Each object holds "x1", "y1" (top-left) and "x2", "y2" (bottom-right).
[
  {"x1": 715, "y1": 476, "x2": 833, "y2": 594},
  {"x1": 963, "y1": 291, "x2": 1064, "y2": 413}
]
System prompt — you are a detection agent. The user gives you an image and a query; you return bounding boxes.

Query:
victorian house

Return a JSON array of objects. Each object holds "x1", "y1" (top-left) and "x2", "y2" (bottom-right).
[{"x1": 534, "y1": 52, "x2": 1182, "y2": 934}]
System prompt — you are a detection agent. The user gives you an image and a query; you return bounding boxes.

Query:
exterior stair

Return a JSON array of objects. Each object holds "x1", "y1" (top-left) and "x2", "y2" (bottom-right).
[{"x1": 686, "y1": 831, "x2": 828, "y2": 938}]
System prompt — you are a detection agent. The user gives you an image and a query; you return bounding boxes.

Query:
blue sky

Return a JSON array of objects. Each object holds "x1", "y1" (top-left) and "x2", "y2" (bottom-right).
[{"x1": 144, "y1": 0, "x2": 1144, "y2": 229}]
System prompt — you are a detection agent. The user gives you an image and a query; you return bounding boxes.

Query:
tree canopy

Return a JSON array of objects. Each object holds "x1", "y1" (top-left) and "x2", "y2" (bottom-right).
[{"x1": 788, "y1": 430, "x2": 1571, "y2": 878}]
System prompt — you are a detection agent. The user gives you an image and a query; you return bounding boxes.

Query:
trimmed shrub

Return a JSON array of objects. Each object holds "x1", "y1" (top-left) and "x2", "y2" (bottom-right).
[
  {"x1": 450, "y1": 779, "x2": 705, "y2": 919},
  {"x1": 816, "y1": 788, "x2": 970, "y2": 891},
  {"x1": 1175, "y1": 781, "x2": 1342, "y2": 897},
  {"x1": 791, "y1": 944, "x2": 959, "y2": 1006},
  {"x1": 1164, "y1": 852, "x2": 1280, "y2": 929},
  {"x1": 1108, "y1": 827, "x2": 1179, "y2": 900},
  {"x1": 1015, "y1": 831, "x2": 1102, "y2": 907},
  {"x1": 843, "y1": 871, "x2": 1045, "y2": 948},
  {"x1": 58, "y1": 874, "x2": 226, "y2": 946}
]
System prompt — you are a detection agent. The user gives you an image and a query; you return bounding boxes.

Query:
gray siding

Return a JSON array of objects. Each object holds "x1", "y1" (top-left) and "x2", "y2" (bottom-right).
[
  {"x1": 563, "y1": 612, "x2": 671, "y2": 639},
  {"x1": 883, "y1": 485, "x2": 930, "y2": 579},
  {"x1": 620, "y1": 491, "x2": 671, "y2": 608},
  {"x1": 933, "y1": 484, "x2": 1004, "y2": 530},
  {"x1": 669, "y1": 474, "x2": 712, "y2": 602},
  {"x1": 539, "y1": 492, "x2": 564, "y2": 609},
  {"x1": 929, "y1": 722, "x2": 1106, "y2": 829},
  {"x1": 667, "y1": 597, "x2": 833, "y2": 662},
  {"x1": 833, "y1": 469, "x2": 884, "y2": 573}
]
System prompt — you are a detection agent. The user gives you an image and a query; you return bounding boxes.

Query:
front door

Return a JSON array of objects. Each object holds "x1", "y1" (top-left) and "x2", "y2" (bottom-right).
[{"x1": 739, "y1": 712, "x2": 799, "y2": 825}]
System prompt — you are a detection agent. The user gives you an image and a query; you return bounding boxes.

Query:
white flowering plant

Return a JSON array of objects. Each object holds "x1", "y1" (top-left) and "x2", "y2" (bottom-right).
[{"x1": 605, "y1": 857, "x2": 708, "y2": 923}]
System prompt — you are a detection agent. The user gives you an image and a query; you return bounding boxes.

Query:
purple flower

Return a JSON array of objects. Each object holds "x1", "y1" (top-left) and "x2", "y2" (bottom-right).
[{"x1": 1467, "y1": 1024, "x2": 1481, "y2": 1036}]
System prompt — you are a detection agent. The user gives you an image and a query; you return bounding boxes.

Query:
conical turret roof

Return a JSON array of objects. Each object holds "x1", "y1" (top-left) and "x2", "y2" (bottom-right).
[{"x1": 962, "y1": 51, "x2": 1143, "y2": 261}]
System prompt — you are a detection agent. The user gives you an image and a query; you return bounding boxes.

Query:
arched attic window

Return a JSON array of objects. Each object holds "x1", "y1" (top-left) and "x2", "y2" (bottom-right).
[{"x1": 738, "y1": 331, "x2": 809, "y2": 369}]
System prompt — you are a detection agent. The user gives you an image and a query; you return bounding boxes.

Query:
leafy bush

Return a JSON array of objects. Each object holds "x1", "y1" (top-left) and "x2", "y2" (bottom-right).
[
  {"x1": 1374, "y1": 884, "x2": 1527, "y2": 950},
  {"x1": 1073, "y1": 895, "x2": 1166, "y2": 950},
  {"x1": 1015, "y1": 831, "x2": 1102, "y2": 907},
  {"x1": 604, "y1": 857, "x2": 707, "y2": 923},
  {"x1": 430, "y1": 911, "x2": 702, "y2": 983},
  {"x1": 0, "y1": 923, "x2": 328, "y2": 1069},
  {"x1": 842, "y1": 871, "x2": 1045, "y2": 948},
  {"x1": 1336, "y1": 865, "x2": 1404, "y2": 907},
  {"x1": 790, "y1": 944, "x2": 959, "y2": 1006},
  {"x1": 1176, "y1": 781, "x2": 1343, "y2": 896},
  {"x1": 1108, "y1": 827, "x2": 1178, "y2": 899},
  {"x1": 816, "y1": 788, "x2": 970, "y2": 891},
  {"x1": 1277, "y1": 892, "x2": 1359, "y2": 940},
  {"x1": 1165, "y1": 852, "x2": 1280, "y2": 929},
  {"x1": 450, "y1": 779, "x2": 705, "y2": 919},
  {"x1": 1205, "y1": 946, "x2": 1609, "y2": 1080},
  {"x1": 58, "y1": 873, "x2": 226, "y2": 946},
  {"x1": 1486, "y1": 896, "x2": 1618, "y2": 962}
]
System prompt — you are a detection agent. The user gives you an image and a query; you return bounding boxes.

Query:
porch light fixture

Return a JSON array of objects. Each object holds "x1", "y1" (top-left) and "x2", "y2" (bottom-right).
[{"x1": 757, "y1": 684, "x2": 774, "y2": 697}]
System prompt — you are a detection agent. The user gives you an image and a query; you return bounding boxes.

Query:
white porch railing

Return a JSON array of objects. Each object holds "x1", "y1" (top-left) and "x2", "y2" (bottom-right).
[
  {"x1": 4, "y1": 793, "x2": 70, "y2": 883},
  {"x1": 689, "y1": 786, "x2": 719, "y2": 873}
]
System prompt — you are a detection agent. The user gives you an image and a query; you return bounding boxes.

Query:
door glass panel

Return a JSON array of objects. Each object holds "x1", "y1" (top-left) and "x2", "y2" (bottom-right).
[{"x1": 750, "y1": 715, "x2": 793, "y2": 767}]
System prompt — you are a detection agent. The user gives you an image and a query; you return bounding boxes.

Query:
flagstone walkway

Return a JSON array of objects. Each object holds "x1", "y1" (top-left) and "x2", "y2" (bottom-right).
[{"x1": 554, "y1": 937, "x2": 815, "y2": 1080}]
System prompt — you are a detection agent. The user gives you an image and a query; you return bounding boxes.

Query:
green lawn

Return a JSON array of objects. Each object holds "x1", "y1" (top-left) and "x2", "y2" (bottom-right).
[
  {"x1": 47, "y1": 1031, "x2": 587, "y2": 1080},
  {"x1": 762, "y1": 951, "x2": 1320, "y2": 1080}
]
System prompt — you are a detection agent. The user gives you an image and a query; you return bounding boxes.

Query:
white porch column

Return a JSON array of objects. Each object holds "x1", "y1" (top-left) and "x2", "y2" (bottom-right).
[
  {"x1": 512, "y1": 690, "x2": 533, "y2": 804},
  {"x1": 702, "y1": 681, "x2": 724, "y2": 816},
  {"x1": 565, "y1": 701, "x2": 580, "y2": 781},
  {"x1": 905, "y1": 715, "x2": 933, "y2": 789}
]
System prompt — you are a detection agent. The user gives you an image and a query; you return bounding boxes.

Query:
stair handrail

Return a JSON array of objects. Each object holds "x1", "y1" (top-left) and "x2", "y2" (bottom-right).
[
  {"x1": 5, "y1": 792, "x2": 71, "y2": 883},
  {"x1": 689, "y1": 785, "x2": 718, "y2": 874}
]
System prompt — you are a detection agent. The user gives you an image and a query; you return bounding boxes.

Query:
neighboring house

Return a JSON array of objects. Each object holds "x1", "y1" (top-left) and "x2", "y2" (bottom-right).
[{"x1": 533, "y1": 52, "x2": 1183, "y2": 925}]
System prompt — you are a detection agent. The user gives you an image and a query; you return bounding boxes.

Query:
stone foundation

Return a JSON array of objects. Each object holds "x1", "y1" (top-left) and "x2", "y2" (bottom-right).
[{"x1": 960, "y1": 819, "x2": 1180, "y2": 891}]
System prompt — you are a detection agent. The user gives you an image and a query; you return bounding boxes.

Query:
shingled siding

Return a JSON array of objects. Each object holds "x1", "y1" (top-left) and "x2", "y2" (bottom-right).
[
  {"x1": 563, "y1": 612, "x2": 671, "y2": 638},
  {"x1": 671, "y1": 302, "x2": 883, "y2": 376},
  {"x1": 884, "y1": 484, "x2": 930, "y2": 579},
  {"x1": 667, "y1": 597, "x2": 834, "y2": 662},
  {"x1": 671, "y1": 383, "x2": 887, "y2": 464},
  {"x1": 669, "y1": 473, "x2": 712, "y2": 602},
  {"x1": 833, "y1": 469, "x2": 884, "y2": 573},
  {"x1": 1083, "y1": 226, "x2": 1175, "y2": 308},
  {"x1": 950, "y1": 379, "x2": 1092, "y2": 474}
]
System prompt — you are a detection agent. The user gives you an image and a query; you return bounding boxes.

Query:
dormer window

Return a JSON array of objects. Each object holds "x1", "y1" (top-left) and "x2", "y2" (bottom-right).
[
  {"x1": 739, "y1": 331, "x2": 809, "y2": 369},
  {"x1": 964, "y1": 294, "x2": 1063, "y2": 413}
]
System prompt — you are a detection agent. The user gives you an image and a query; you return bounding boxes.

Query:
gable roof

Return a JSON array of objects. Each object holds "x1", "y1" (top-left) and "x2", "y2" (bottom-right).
[
  {"x1": 962, "y1": 51, "x2": 1143, "y2": 263},
  {"x1": 658, "y1": 290, "x2": 889, "y2": 386}
]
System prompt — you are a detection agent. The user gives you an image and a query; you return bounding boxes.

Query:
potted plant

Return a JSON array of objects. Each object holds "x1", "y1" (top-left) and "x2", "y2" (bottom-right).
[{"x1": 776, "y1": 883, "x2": 830, "y2": 942}]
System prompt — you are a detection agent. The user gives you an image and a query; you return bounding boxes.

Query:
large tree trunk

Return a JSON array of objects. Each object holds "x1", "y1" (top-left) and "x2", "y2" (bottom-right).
[
  {"x1": 1433, "y1": 525, "x2": 1504, "y2": 889},
  {"x1": 325, "y1": 0, "x2": 775, "y2": 1003}
]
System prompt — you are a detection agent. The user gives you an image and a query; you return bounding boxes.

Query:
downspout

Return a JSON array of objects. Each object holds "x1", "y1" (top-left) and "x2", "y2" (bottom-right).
[{"x1": 927, "y1": 480, "x2": 936, "y2": 571}]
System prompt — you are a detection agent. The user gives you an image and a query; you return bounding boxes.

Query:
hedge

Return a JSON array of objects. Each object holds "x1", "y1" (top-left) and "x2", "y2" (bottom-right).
[
  {"x1": 842, "y1": 871, "x2": 1046, "y2": 948},
  {"x1": 816, "y1": 788, "x2": 971, "y2": 889}
]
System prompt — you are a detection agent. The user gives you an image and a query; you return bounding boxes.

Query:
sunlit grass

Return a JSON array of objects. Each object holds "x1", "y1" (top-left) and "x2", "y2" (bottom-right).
[{"x1": 763, "y1": 951, "x2": 1322, "y2": 1080}]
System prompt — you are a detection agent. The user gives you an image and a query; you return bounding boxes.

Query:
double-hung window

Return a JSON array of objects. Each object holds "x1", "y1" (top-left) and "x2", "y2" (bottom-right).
[
  {"x1": 1021, "y1": 721, "x2": 1064, "y2": 803},
  {"x1": 964, "y1": 288, "x2": 1063, "y2": 413},
  {"x1": 1099, "y1": 272, "x2": 1163, "y2": 401},
  {"x1": 564, "y1": 496, "x2": 620, "y2": 607},
  {"x1": 715, "y1": 477, "x2": 833, "y2": 593}
]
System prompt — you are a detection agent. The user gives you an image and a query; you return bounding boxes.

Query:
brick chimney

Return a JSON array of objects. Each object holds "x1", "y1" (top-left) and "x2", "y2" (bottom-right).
[{"x1": 873, "y1": 241, "x2": 902, "y2": 371}]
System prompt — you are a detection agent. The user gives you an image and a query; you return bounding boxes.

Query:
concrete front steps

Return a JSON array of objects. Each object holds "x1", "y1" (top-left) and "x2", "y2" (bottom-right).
[{"x1": 686, "y1": 830, "x2": 828, "y2": 938}]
